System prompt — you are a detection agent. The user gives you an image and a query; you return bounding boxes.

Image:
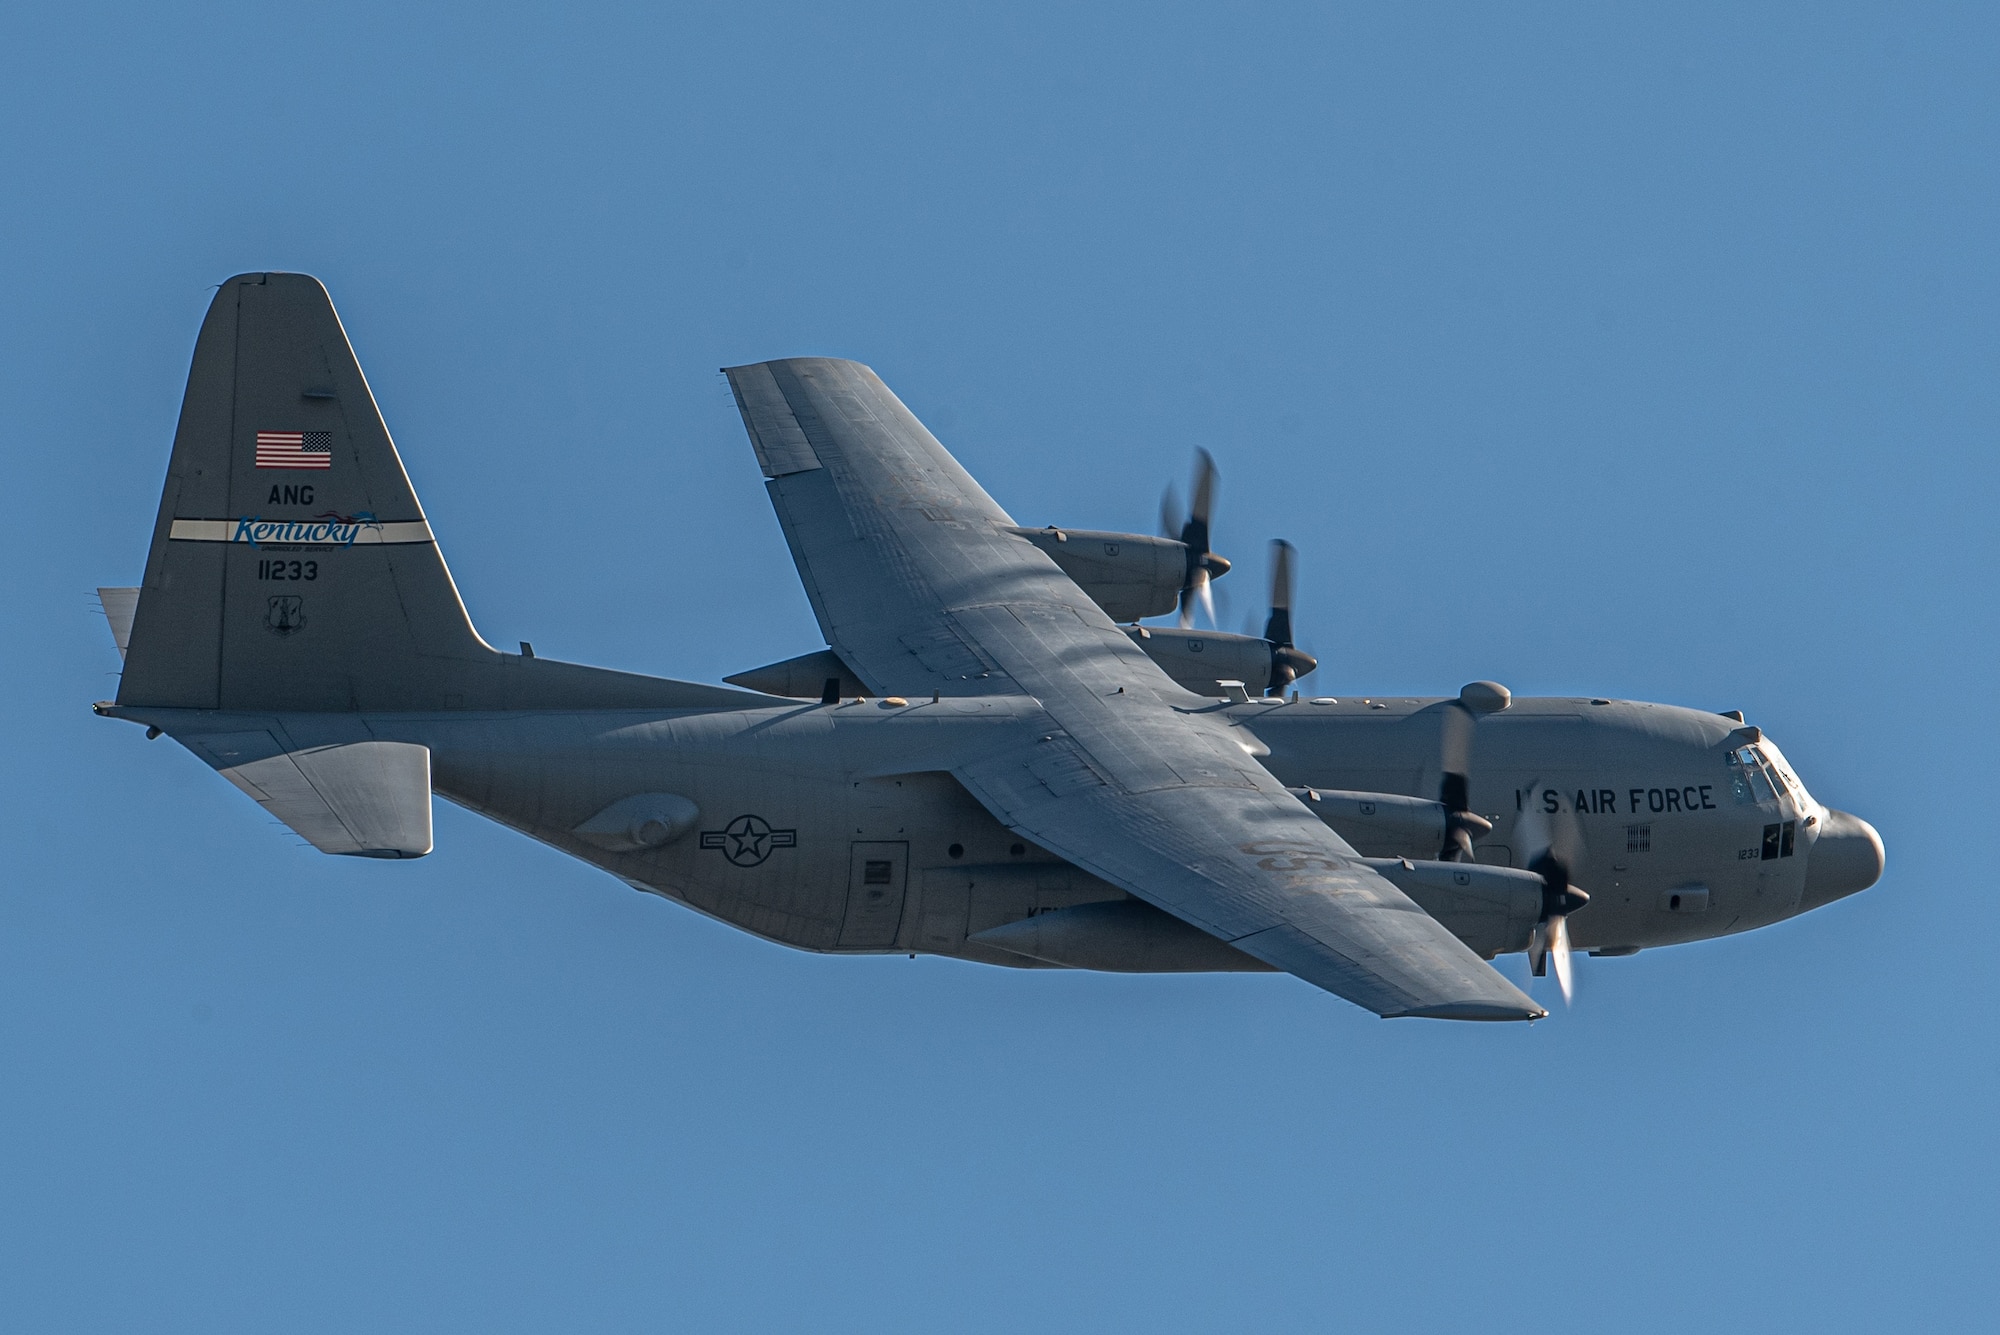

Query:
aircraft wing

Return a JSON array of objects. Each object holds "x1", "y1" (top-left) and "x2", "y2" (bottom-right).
[{"x1": 723, "y1": 358, "x2": 1543, "y2": 1020}]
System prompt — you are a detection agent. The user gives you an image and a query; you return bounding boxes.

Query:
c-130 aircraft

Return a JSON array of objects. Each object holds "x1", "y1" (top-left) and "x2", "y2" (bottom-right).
[{"x1": 95, "y1": 273, "x2": 1884, "y2": 1022}]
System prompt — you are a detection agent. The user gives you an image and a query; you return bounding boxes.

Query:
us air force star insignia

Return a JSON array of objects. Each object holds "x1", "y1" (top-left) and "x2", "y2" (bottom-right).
[{"x1": 698, "y1": 814, "x2": 798, "y2": 867}]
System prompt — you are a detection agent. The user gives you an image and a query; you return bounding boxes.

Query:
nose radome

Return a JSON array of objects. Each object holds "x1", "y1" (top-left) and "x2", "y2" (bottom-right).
[{"x1": 1799, "y1": 809, "x2": 1885, "y2": 912}]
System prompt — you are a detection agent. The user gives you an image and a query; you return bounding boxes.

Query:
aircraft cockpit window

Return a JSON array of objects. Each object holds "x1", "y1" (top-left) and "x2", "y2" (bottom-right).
[
  {"x1": 1755, "y1": 740, "x2": 1814, "y2": 807},
  {"x1": 1727, "y1": 746, "x2": 1780, "y2": 804},
  {"x1": 1726, "y1": 743, "x2": 1811, "y2": 808}
]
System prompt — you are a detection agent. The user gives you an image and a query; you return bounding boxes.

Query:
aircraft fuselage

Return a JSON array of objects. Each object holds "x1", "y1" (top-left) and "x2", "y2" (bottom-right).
[{"x1": 125, "y1": 690, "x2": 1873, "y2": 969}]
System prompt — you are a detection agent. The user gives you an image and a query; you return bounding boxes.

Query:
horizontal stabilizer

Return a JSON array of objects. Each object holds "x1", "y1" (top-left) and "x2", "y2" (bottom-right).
[
  {"x1": 183, "y1": 733, "x2": 432, "y2": 858},
  {"x1": 724, "y1": 648, "x2": 869, "y2": 699}
]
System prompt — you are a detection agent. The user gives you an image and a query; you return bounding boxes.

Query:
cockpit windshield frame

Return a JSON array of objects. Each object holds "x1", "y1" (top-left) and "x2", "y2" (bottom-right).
[{"x1": 1725, "y1": 740, "x2": 1813, "y2": 811}]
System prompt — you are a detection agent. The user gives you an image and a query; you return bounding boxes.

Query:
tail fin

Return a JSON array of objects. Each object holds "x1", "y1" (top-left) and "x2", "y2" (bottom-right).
[
  {"x1": 117, "y1": 272, "x2": 764, "y2": 714},
  {"x1": 118, "y1": 273, "x2": 485, "y2": 711}
]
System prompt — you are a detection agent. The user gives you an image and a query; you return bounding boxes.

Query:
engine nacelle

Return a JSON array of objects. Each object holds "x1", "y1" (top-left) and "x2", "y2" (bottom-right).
[
  {"x1": 1013, "y1": 527, "x2": 1187, "y2": 623},
  {"x1": 1291, "y1": 787, "x2": 1450, "y2": 860},
  {"x1": 1363, "y1": 857, "x2": 1544, "y2": 959},
  {"x1": 1127, "y1": 625, "x2": 1277, "y2": 696}
]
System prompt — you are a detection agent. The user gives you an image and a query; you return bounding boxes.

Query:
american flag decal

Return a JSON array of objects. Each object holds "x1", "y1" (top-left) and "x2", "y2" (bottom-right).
[{"x1": 254, "y1": 431, "x2": 333, "y2": 470}]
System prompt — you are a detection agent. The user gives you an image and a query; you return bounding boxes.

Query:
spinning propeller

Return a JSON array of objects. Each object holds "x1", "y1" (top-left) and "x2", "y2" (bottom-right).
[
  {"x1": 1436, "y1": 687, "x2": 1500, "y2": 862},
  {"x1": 1160, "y1": 451, "x2": 1319, "y2": 694},
  {"x1": 1160, "y1": 449, "x2": 1231, "y2": 629},
  {"x1": 1515, "y1": 785, "x2": 1591, "y2": 1003},
  {"x1": 1261, "y1": 539, "x2": 1318, "y2": 696},
  {"x1": 1433, "y1": 682, "x2": 1590, "y2": 1004}
]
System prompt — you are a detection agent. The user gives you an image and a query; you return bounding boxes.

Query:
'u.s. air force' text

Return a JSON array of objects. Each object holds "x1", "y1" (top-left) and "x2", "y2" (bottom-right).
[{"x1": 1520, "y1": 786, "x2": 1719, "y2": 815}]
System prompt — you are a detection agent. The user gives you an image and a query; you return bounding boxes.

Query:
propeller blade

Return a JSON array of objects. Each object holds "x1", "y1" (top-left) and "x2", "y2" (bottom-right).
[
  {"x1": 1210, "y1": 580, "x2": 1235, "y2": 630},
  {"x1": 1179, "y1": 566, "x2": 1209, "y2": 629},
  {"x1": 1263, "y1": 539, "x2": 1295, "y2": 646},
  {"x1": 1552, "y1": 803, "x2": 1586, "y2": 875},
  {"x1": 1519, "y1": 783, "x2": 1586, "y2": 997},
  {"x1": 1550, "y1": 914, "x2": 1574, "y2": 1004},
  {"x1": 1437, "y1": 703, "x2": 1477, "y2": 858},
  {"x1": 1167, "y1": 450, "x2": 1229, "y2": 628},
  {"x1": 1259, "y1": 540, "x2": 1316, "y2": 695},
  {"x1": 1189, "y1": 447, "x2": 1217, "y2": 533},
  {"x1": 1516, "y1": 780, "x2": 1550, "y2": 862},
  {"x1": 1518, "y1": 784, "x2": 1585, "y2": 871},
  {"x1": 1439, "y1": 702, "x2": 1474, "y2": 783}
]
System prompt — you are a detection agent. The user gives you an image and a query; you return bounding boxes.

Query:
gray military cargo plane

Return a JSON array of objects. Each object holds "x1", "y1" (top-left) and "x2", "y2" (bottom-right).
[{"x1": 94, "y1": 272, "x2": 1884, "y2": 1022}]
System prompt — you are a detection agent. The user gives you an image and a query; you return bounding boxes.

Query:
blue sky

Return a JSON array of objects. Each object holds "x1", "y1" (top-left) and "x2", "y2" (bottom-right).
[{"x1": 2, "y1": 3, "x2": 1994, "y2": 1330}]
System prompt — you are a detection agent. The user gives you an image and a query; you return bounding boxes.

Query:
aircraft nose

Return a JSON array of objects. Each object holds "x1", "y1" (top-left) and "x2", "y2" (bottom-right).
[{"x1": 1799, "y1": 809, "x2": 1885, "y2": 912}]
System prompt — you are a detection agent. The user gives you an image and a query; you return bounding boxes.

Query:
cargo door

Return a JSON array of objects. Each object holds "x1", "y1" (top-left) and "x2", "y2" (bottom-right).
[{"x1": 841, "y1": 841, "x2": 908, "y2": 948}]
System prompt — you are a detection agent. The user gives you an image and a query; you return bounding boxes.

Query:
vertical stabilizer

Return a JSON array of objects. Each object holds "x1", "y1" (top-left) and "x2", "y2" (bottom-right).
[
  {"x1": 112, "y1": 273, "x2": 779, "y2": 717},
  {"x1": 119, "y1": 273, "x2": 488, "y2": 711}
]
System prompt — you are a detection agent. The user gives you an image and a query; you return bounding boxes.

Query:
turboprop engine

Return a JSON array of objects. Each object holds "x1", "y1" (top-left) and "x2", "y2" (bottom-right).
[
  {"x1": 1016, "y1": 452, "x2": 1316, "y2": 698},
  {"x1": 1126, "y1": 626, "x2": 1289, "y2": 695},
  {"x1": 1122, "y1": 539, "x2": 1317, "y2": 697},
  {"x1": 1013, "y1": 448, "x2": 1237, "y2": 623},
  {"x1": 1290, "y1": 787, "x2": 1451, "y2": 861},
  {"x1": 1012, "y1": 527, "x2": 1188, "y2": 623}
]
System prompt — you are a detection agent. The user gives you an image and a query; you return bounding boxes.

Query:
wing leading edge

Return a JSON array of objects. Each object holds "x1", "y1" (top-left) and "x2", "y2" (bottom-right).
[{"x1": 723, "y1": 357, "x2": 1543, "y2": 1021}]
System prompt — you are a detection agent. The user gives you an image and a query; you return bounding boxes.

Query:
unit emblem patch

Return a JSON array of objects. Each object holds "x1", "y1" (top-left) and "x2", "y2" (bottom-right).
[{"x1": 265, "y1": 595, "x2": 306, "y2": 637}]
